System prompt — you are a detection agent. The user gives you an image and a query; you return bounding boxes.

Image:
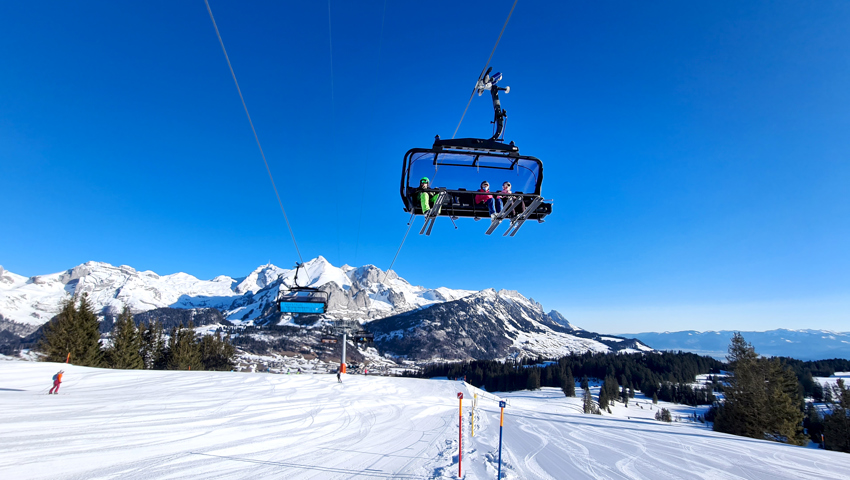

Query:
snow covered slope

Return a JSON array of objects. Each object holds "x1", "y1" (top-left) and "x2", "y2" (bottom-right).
[{"x1": 1, "y1": 361, "x2": 846, "y2": 480}]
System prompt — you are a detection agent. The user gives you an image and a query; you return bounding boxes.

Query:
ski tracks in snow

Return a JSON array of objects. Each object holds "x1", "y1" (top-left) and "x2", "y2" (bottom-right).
[{"x1": 3, "y1": 366, "x2": 850, "y2": 480}]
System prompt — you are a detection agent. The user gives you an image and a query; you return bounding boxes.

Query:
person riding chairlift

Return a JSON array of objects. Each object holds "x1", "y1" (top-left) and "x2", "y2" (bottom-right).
[
  {"x1": 416, "y1": 177, "x2": 440, "y2": 214},
  {"x1": 499, "y1": 181, "x2": 525, "y2": 218},
  {"x1": 475, "y1": 181, "x2": 502, "y2": 219}
]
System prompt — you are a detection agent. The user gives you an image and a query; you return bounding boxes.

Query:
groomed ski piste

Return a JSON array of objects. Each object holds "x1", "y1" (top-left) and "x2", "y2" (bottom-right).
[{"x1": 1, "y1": 361, "x2": 847, "y2": 479}]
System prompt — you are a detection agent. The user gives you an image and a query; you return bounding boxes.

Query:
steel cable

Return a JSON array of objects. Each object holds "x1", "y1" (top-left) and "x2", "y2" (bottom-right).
[{"x1": 204, "y1": 0, "x2": 304, "y2": 264}]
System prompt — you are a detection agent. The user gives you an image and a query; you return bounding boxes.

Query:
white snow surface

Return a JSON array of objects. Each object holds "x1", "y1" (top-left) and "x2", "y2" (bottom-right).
[{"x1": 2, "y1": 362, "x2": 847, "y2": 480}]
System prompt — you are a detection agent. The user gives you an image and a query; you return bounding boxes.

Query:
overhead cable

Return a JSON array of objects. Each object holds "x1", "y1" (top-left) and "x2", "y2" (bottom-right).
[{"x1": 204, "y1": 0, "x2": 304, "y2": 264}]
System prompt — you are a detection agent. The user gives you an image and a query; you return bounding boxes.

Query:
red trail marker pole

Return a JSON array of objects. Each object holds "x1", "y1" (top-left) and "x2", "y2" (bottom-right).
[{"x1": 457, "y1": 392, "x2": 463, "y2": 478}]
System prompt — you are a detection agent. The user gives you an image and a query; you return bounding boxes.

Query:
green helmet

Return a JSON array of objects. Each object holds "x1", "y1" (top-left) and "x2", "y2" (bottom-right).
[{"x1": 420, "y1": 177, "x2": 430, "y2": 184}]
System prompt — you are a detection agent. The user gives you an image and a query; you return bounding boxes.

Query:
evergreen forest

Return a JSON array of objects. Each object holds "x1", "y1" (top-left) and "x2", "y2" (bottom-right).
[{"x1": 38, "y1": 294, "x2": 235, "y2": 371}]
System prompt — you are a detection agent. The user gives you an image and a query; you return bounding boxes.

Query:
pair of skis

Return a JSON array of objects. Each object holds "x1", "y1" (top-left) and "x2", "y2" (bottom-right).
[
  {"x1": 485, "y1": 195, "x2": 544, "y2": 236},
  {"x1": 418, "y1": 193, "x2": 545, "y2": 237},
  {"x1": 419, "y1": 191, "x2": 452, "y2": 236}
]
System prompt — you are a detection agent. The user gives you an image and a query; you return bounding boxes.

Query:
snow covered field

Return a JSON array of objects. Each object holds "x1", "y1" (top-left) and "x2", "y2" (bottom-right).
[{"x1": 1, "y1": 362, "x2": 847, "y2": 479}]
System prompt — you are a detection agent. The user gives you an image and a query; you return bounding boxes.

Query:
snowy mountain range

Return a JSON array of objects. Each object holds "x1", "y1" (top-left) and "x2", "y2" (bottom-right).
[
  {"x1": 0, "y1": 258, "x2": 646, "y2": 361},
  {"x1": 624, "y1": 329, "x2": 850, "y2": 361},
  {"x1": 0, "y1": 258, "x2": 471, "y2": 332}
]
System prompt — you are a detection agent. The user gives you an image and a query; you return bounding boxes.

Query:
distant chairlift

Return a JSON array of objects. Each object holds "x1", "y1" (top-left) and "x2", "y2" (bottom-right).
[
  {"x1": 277, "y1": 263, "x2": 329, "y2": 316},
  {"x1": 352, "y1": 330, "x2": 374, "y2": 344},
  {"x1": 400, "y1": 67, "x2": 553, "y2": 236}
]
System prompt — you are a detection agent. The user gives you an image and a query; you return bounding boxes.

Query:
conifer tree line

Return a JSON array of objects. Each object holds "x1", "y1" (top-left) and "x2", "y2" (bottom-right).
[
  {"x1": 774, "y1": 357, "x2": 850, "y2": 402},
  {"x1": 711, "y1": 333, "x2": 808, "y2": 445},
  {"x1": 710, "y1": 333, "x2": 850, "y2": 452},
  {"x1": 38, "y1": 294, "x2": 235, "y2": 371},
  {"x1": 415, "y1": 351, "x2": 723, "y2": 401}
]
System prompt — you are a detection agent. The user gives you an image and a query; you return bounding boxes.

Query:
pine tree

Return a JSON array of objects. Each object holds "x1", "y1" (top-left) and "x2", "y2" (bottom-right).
[
  {"x1": 140, "y1": 320, "x2": 166, "y2": 369},
  {"x1": 564, "y1": 367, "x2": 576, "y2": 397},
  {"x1": 106, "y1": 306, "x2": 144, "y2": 369},
  {"x1": 762, "y1": 358, "x2": 806, "y2": 445},
  {"x1": 580, "y1": 375, "x2": 589, "y2": 391},
  {"x1": 652, "y1": 392, "x2": 658, "y2": 404},
  {"x1": 38, "y1": 294, "x2": 104, "y2": 367},
  {"x1": 583, "y1": 388, "x2": 595, "y2": 414},
  {"x1": 561, "y1": 368, "x2": 575, "y2": 397},
  {"x1": 73, "y1": 294, "x2": 105, "y2": 367},
  {"x1": 598, "y1": 388, "x2": 608, "y2": 410},
  {"x1": 823, "y1": 379, "x2": 850, "y2": 453},
  {"x1": 199, "y1": 331, "x2": 236, "y2": 371},
  {"x1": 655, "y1": 407, "x2": 672, "y2": 422},
  {"x1": 714, "y1": 333, "x2": 762, "y2": 438},
  {"x1": 38, "y1": 297, "x2": 78, "y2": 363},
  {"x1": 166, "y1": 321, "x2": 203, "y2": 371},
  {"x1": 714, "y1": 333, "x2": 805, "y2": 445},
  {"x1": 803, "y1": 402, "x2": 824, "y2": 443},
  {"x1": 526, "y1": 369, "x2": 541, "y2": 390}
]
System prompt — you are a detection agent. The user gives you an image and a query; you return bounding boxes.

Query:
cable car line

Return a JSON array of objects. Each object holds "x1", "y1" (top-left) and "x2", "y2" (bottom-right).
[
  {"x1": 203, "y1": 0, "x2": 304, "y2": 265},
  {"x1": 382, "y1": 211, "x2": 416, "y2": 283},
  {"x1": 451, "y1": 0, "x2": 519, "y2": 140}
]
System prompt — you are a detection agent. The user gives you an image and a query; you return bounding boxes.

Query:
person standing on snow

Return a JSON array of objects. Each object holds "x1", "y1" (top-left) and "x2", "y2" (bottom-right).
[
  {"x1": 337, "y1": 370, "x2": 342, "y2": 383},
  {"x1": 49, "y1": 370, "x2": 64, "y2": 394}
]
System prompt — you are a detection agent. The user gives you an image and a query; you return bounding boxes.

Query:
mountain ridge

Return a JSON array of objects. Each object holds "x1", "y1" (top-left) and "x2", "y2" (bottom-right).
[
  {"x1": 0, "y1": 258, "x2": 651, "y2": 361},
  {"x1": 622, "y1": 329, "x2": 850, "y2": 361}
]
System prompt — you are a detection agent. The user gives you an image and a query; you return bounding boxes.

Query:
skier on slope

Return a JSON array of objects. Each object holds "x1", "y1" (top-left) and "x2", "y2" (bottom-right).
[
  {"x1": 49, "y1": 370, "x2": 64, "y2": 394},
  {"x1": 337, "y1": 369, "x2": 342, "y2": 383}
]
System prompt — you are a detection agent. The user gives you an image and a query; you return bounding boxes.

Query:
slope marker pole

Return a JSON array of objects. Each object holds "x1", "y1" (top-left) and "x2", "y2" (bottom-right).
[
  {"x1": 457, "y1": 392, "x2": 463, "y2": 478},
  {"x1": 498, "y1": 400, "x2": 506, "y2": 479}
]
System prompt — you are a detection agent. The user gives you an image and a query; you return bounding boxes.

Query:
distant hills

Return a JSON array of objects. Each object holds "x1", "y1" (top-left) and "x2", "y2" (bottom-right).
[{"x1": 623, "y1": 330, "x2": 850, "y2": 361}]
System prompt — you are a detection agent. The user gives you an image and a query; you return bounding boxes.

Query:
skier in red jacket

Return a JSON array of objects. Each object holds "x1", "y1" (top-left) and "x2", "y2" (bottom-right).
[{"x1": 49, "y1": 370, "x2": 64, "y2": 394}]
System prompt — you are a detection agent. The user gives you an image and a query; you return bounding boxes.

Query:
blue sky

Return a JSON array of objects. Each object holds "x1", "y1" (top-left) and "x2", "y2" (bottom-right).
[{"x1": 2, "y1": 1, "x2": 848, "y2": 333}]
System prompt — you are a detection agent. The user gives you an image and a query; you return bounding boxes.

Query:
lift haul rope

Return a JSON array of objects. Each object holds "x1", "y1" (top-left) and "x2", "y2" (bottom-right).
[
  {"x1": 384, "y1": 0, "x2": 520, "y2": 279},
  {"x1": 204, "y1": 0, "x2": 305, "y2": 265}
]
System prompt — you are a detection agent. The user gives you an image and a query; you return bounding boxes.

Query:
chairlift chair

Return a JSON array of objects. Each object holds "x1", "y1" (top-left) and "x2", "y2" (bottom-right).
[
  {"x1": 352, "y1": 330, "x2": 374, "y2": 344},
  {"x1": 277, "y1": 263, "x2": 329, "y2": 315},
  {"x1": 400, "y1": 68, "x2": 553, "y2": 236}
]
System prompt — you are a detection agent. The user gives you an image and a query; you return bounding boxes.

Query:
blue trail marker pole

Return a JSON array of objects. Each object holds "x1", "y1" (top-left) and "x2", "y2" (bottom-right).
[{"x1": 498, "y1": 400, "x2": 506, "y2": 479}]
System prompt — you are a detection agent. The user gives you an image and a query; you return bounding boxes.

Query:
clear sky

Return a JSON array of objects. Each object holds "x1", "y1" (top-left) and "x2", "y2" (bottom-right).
[{"x1": 1, "y1": 1, "x2": 848, "y2": 333}]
